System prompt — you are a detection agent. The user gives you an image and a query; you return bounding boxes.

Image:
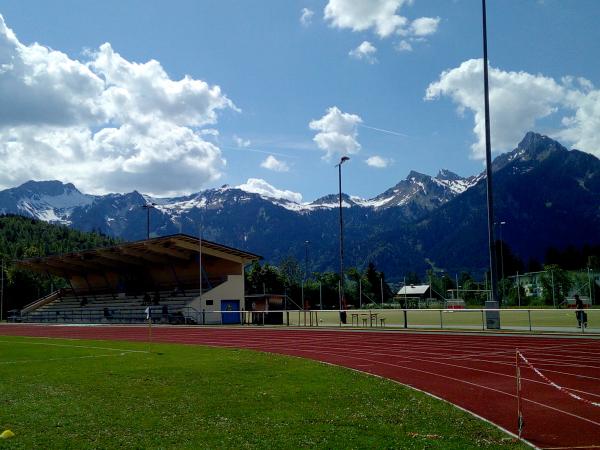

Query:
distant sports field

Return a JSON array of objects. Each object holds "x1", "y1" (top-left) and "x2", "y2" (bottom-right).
[
  {"x1": 0, "y1": 336, "x2": 525, "y2": 449},
  {"x1": 284, "y1": 307, "x2": 599, "y2": 331}
]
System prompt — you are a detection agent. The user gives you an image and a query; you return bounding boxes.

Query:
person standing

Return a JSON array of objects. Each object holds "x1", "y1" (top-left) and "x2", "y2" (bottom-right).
[{"x1": 574, "y1": 295, "x2": 587, "y2": 328}]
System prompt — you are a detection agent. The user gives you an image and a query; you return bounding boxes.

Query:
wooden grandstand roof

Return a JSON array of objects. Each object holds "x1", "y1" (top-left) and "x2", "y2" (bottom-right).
[{"x1": 16, "y1": 234, "x2": 261, "y2": 277}]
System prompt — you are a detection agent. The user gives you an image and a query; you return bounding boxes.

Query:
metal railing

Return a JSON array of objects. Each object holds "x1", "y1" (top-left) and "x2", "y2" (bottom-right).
[{"x1": 11, "y1": 307, "x2": 598, "y2": 334}]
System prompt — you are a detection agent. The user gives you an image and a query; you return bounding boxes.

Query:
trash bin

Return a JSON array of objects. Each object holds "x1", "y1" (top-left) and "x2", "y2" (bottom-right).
[{"x1": 485, "y1": 301, "x2": 500, "y2": 329}]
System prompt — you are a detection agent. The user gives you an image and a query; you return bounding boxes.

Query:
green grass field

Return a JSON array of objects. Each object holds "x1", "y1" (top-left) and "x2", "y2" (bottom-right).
[
  {"x1": 287, "y1": 308, "x2": 598, "y2": 331},
  {"x1": 0, "y1": 336, "x2": 526, "y2": 449}
]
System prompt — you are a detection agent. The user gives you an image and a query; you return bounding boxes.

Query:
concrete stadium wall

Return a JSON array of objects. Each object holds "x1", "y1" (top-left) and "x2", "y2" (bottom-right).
[{"x1": 185, "y1": 275, "x2": 245, "y2": 324}]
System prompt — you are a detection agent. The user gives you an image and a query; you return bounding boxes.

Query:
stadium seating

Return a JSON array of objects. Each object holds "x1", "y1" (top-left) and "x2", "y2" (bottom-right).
[{"x1": 20, "y1": 287, "x2": 204, "y2": 324}]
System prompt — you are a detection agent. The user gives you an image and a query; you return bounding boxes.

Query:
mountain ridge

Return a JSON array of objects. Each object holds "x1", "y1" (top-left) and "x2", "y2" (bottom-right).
[{"x1": 1, "y1": 132, "x2": 599, "y2": 279}]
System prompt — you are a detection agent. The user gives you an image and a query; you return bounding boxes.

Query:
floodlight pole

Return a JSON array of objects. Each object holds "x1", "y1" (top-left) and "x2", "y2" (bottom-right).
[
  {"x1": 199, "y1": 225, "x2": 202, "y2": 306},
  {"x1": 302, "y1": 240, "x2": 309, "y2": 308},
  {"x1": 482, "y1": 0, "x2": 499, "y2": 305},
  {"x1": 497, "y1": 221, "x2": 506, "y2": 283},
  {"x1": 142, "y1": 202, "x2": 157, "y2": 240},
  {"x1": 336, "y1": 156, "x2": 349, "y2": 319}
]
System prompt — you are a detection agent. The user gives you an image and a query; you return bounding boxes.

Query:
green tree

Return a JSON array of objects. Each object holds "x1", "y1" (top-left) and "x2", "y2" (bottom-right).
[
  {"x1": 245, "y1": 261, "x2": 285, "y2": 294},
  {"x1": 503, "y1": 283, "x2": 526, "y2": 307},
  {"x1": 404, "y1": 272, "x2": 421, "y2": 285},
  {"x1": 426, "y1": 270, "x2": 453, "y2": 300},
  {"x1": 314, "y1": 271, "x2": 341, "y2": 309},
  {"x1": 498, "y1": 278, "x2": 517, "y2": 305},
  {"x1": 278, "y1": 256, "x2": 302, "y2": 288},
  {"x1": 539, "y1": 264, "x2": 572, "y2": 306},
  {"x1": 0, "y1": 214, "x2": 118, "y2": 315}
]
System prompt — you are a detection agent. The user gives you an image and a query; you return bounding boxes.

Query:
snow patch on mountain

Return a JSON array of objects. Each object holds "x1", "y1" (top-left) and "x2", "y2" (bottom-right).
[
  {"x1": 0, "y1": 166, "x2": 481, "y2": 225},
  {"x1": 237, "y1": 178, "x2": 303, "y2": 203},
  {"x1": 14, "y1": 187, "x2": 94, "y2": 224}
]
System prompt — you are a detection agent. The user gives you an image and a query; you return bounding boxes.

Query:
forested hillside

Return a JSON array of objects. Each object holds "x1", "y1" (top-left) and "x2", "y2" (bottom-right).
[{"x1": 0, "y1": 214, "x2": 119, "y2": 315}]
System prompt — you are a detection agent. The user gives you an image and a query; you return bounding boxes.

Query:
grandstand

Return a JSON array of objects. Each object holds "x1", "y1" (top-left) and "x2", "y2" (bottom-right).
[{"x1": 15, "y1": 234, "x2": 261, "y2": 324}]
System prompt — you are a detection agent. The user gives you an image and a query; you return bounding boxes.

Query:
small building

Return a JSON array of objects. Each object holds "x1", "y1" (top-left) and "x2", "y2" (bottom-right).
[
  {"x1": 16, "y1": 234, "x2": 260, "y2": 324},
  {"x1": 244, "y1": 294, "x2": 286, "y2": 325},
  {"x1": 396, "y1": 284, "x2": 431, "y2": 299},
  {"x1": 394, "y1": 284, "x2": 435, "y2": 308}
]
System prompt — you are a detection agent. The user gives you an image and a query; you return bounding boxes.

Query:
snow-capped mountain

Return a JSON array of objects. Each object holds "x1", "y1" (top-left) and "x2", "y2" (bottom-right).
[
  {"x1": 492, "y1": 131, "x2": 570, "y2": 174},
  {"x1": 361, "y1": 170, "x2": 479, "y2": 216},
  {"x1": 2, "y1": 132, "x2": 598, "y2": 278},
  {"x1": 0, "y1": 167, "x2": 476, "y2": 230},
  {"x1": 0, "y1": 180, "x2": 94, "y2": 224}
]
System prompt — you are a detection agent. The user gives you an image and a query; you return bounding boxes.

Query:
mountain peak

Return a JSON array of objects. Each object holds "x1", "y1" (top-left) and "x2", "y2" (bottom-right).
[
  {"x1": 436, "y1": 169, "x2": 462, "y2": 181},
  {"x1": 517, "y1": 132, "x2": 568, "y2": 157},
  {"x1": 311, "y1": 193, "x2": 353, "y2": 205},
  {"x1": 17, "y1": 180, "x2": 81, "y2": 196},
  {"x1": 406, "y1": 170, "x2": 430, "y2": 181},
  {"x1": 492, "y1": 132, "x2": 570, "y2": 173}
]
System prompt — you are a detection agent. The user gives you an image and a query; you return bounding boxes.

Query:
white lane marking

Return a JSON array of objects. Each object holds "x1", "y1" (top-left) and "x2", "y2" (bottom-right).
[
  {"x1": 0, "y1": 339, "x2": 149, "y2": 354},
  {"x1": 0, "y1": 353, "x2": 132, "y2": 365}
]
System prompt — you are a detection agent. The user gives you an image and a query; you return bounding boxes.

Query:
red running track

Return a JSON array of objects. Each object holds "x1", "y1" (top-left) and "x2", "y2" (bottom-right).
[{"x1": 2, "y1": 324, "x2": 600, "y2": 449}]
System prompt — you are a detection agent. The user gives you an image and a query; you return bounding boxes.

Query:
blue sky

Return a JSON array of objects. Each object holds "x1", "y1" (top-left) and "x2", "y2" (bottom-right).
[{"x1": 0, "y1": 1, "x2": 599, "y2": 201}]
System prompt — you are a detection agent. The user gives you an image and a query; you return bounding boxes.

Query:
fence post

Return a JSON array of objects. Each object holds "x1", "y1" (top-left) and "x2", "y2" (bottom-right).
[
  {"x1": 439, "y1": 309, "x2": 443, "y2": 329},
  {"x1": 516, "y1": 349, "x2": 523, "y2": 438},
  {"x1": 359, "y1": 279, "x2": 362, "y2": 309},
  {"x1": 528, "y1": 309, "x2": 531, "y2": 332},
  {"x1": 588, "y1": 267, "x2": 593, "y2": 305},
  {"x1": 481, "y1": 309, "x2": 485, "y2": 330},
  {"x1": 551, "y1": 270, "x2": 556, "y2": 308},
  {"x1": 319, "y1": 282, "x2": 322, "y2": 310},
  {"x1": 403, "y1": 309, "x2": 408, "y2": 329},
  {"x1": 517, "y1": 271, "x2": 521, "y2": 307}
]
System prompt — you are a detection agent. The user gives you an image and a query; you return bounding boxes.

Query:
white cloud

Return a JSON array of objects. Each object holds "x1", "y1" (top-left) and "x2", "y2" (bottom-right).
[
  {"x1": 0, "y1": 14, "x2": 236, "y2": 195},
  {"x1": 557, "y1": 84, "x2": 600, "y2": 154},
  {"x1": 309, "y1": 106, "x2": 363, "y2": 160},
  {"x1": 395, "y1": 40, "x2": 413, "y2": 52},
  {"x1": 237, "y1": 178, "x2": 302, "y2": 203},
  {"x1": 0, "y1": 18, "x2": 105, "y2": 127},
  {"x1": 324, "y1": 0, "x2": 440, "y2": 52},
  {"x1": 233, "y1": 135, "x2": 251, "y2": 147},
  {"x1": 426, "y1": 59, "x2": 561, "y2": 158},
  {"x1": 90, "y1": 43, "x2": 237, "y2": 127},
  {"x1": 200, "y1": 129, "x2": 219, "y2": 137},
  {"x1": 365, "y1": 155, "x2": 391, "y2": 168},
  {"x1": 300, "y1": 8, "x2": 315, "y2": 26},
  {"x1": 410, "y1": 17, "x2": 440, "y2": 36},
  {"x1": 324, "y1": 0, "x2": 410, "y2": 38},
  {"x1": 349, "y1": 41, "x2": 378, "y2": 64},
  {"x1": 260, "y1": 155, "x2": 290, "y2": 172},
  {"x1": 425, "y1": 59, "x2": 600, "y2": 158}
]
